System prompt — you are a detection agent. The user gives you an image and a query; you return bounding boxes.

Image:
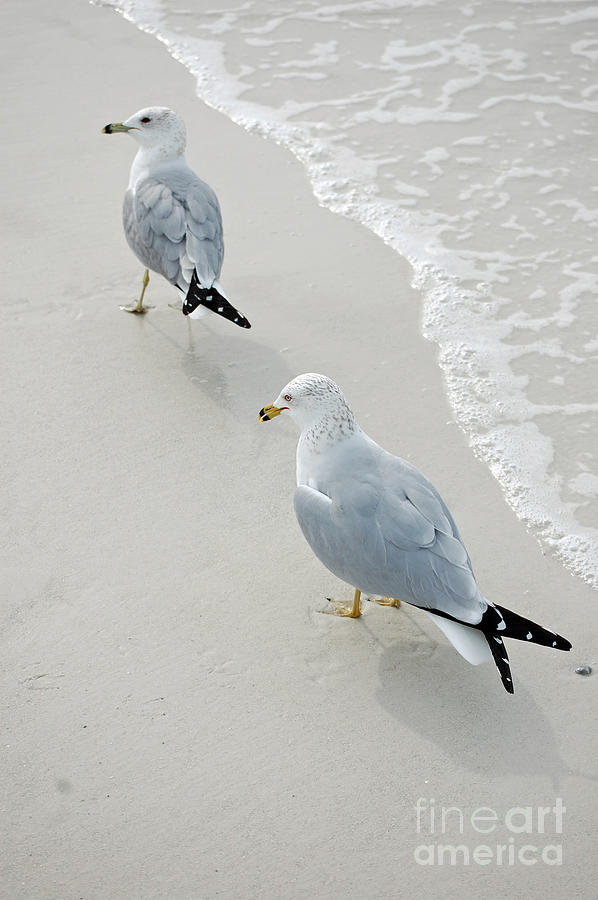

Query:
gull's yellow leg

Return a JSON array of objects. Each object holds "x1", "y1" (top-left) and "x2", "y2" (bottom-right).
[
  {"x1": 326, "y1": 588, "x2": 362, "y2": 618},
  {"x1": 121, "y1": 269, "x2": 153, "y2": 314},
  {"x1": 372, "y1": 596, "x2": 401, "y2": 608}
]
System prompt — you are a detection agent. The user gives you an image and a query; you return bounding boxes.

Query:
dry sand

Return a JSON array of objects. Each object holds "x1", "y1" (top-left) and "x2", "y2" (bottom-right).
[{"x1": 2, "y1": 1, "x2": 597, "y2": 898}]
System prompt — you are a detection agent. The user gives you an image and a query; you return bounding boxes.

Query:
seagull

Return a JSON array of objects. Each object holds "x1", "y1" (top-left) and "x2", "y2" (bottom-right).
[
  {"x1": 259, "y1": 373, "x2": 572, "y2": 693},
  {"x1": 102, "y1": 106, "x2": 250, "y2": 327}
]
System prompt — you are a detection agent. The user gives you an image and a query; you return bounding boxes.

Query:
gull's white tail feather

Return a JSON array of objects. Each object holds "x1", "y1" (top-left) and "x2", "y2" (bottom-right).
[
  {"x1": 425, "y1": 611, "x2": 492, "y2": 665},
  {"x1": 188, "y1": 304, "x2": 210, "y2": 320}
]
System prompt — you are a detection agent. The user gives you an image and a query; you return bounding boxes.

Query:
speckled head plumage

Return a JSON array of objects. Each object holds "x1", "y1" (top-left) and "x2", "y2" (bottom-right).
[
  {"x1": 259, "y1": 373, "x2": 357, "y2": 437},
  {"x1": 103, "y1": 106, "x2": 186, "y2": 158}
]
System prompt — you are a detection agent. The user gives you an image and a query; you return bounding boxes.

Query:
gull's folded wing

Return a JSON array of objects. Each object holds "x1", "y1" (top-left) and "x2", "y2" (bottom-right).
[{"x1": 124, "y1": 167, "x2": 224, "y2": 291}]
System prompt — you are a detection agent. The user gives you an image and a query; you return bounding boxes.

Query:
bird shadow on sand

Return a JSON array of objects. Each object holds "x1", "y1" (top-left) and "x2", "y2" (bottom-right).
[
  {"x1": 368, "y1": 609, "x2": 596, "y2": 790},
  {"x1": 144, "y1": 314, "x2": 294, "y2": 420}
]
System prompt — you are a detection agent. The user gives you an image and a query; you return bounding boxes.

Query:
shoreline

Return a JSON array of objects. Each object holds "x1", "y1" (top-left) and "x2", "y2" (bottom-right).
[
  {"x1": 2, "y1": 0, "x2": 596, "y2": 897},
  {"x1": 107, "y1": 0, "x2": 598, "y2": 593}
]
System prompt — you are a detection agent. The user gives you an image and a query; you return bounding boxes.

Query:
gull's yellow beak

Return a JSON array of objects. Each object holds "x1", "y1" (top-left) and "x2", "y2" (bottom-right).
[
  {"x1": 102, "y1": 122, "x2": 134, "y2": 134},
  {"x1": 259, "y1": 404, "x2": 284, "y2": 422}
]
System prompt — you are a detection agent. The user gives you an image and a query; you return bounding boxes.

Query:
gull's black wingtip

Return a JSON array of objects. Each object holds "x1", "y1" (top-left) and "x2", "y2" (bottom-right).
[
  {"x1": 183, "y1": 271, "x2": 251, "y2": 328},
  {"x1": 493, "y1": 603, "x2": 572, "y2": 652},
  {"x1": 486, "y1": 633, "x2": 515, "y2": 694}
]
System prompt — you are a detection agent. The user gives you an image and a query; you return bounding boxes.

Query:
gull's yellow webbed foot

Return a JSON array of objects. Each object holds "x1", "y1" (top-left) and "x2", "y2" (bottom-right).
[
  {"x1": 121, "y1": 268, "x2": 154, "y2": 314},
  {"x1": 371, "y1": 596, "x2": 401, "y2": 608},
  {"x1": 325, "y1": 588, "x2": 362, "y2": 618}
]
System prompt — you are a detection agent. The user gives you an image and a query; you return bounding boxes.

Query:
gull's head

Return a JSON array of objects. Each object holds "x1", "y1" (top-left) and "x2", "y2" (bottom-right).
[
  {"x1": 102, "y1": 106, "x2": 186, "y2": 155},
  {"x1": 259, "y1": 373, "x2": 356, "y2": 434}
]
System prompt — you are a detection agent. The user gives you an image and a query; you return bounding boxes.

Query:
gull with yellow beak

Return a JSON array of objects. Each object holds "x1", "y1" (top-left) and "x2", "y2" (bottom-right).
[
  {"x1": 102, "y1": 106, "x2": 250, "y2": 326},
  {"x1": 259, "y1": 373, "x2": 571, "y2": 693}
]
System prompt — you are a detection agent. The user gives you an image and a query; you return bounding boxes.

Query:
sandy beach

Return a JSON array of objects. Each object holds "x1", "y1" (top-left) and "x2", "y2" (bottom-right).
[{"x1": 2, "y1": 1, "x2": 597, "y2": 898}]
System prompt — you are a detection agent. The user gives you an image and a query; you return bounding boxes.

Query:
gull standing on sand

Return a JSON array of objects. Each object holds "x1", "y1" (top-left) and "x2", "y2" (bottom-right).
[
  {"x1": 102, "y1": 106, "x2": 250, "y2": 327},
  {"x1": 259, "y1": 373, "x2": 571, "y2": 693}
]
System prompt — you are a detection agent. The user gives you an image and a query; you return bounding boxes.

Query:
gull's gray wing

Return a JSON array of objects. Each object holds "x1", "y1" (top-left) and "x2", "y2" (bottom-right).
[
  {"x1": 294, "y1": 449, "x2": 485, "y2": 625},
  {"x1": 294, "y1": 481, "x2": 388, "y2": 590},
  {"x1": 379, "y1": 459, "x2": 483, "y2": 623},
  {"x1": 123, "y1": 165, "x2": 223, "y2": 290}
]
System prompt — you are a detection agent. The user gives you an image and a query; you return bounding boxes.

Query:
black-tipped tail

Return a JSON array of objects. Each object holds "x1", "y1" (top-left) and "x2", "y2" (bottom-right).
[
  {"x1": 182, "y1": 270, "x2": 251, "y2": 328},
  {"x1": 486, "y1": 633, "x2": 514, "y2": 694},
  {"x1": 494, "y1": 604, "x2": 572, "y2": 652}
]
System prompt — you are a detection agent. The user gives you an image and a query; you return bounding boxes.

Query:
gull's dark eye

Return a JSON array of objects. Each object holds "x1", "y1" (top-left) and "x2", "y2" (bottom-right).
[
  {"x1": 140, "y1": 116, "x2": 151, "y2": 124},
  {"x1": 284, "y1": 394, "x2": 292, "y2": 402}
]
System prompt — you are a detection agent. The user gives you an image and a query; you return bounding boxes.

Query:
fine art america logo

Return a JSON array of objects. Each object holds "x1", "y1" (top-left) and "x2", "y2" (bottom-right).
[{"x1": 413, "y1": 798, "x2": 565, "y2": 867}]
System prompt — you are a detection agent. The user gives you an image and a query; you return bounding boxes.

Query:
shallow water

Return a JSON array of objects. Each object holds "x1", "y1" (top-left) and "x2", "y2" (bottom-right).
[{"x1": 102, "y1": 0, "x2": 598, "y2": 588}]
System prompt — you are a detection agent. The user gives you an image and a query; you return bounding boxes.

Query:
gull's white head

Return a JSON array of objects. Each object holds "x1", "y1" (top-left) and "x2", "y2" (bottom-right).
[
  {"x1": 102, "y1": 106, "x2": 186, "y2": 158},
  {"x1": 259, "y1": 373, "x2": 357, "y2": 435}
]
